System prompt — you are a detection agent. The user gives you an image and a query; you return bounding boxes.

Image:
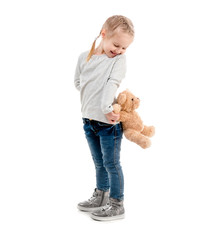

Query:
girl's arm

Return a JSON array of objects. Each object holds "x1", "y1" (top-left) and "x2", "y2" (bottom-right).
[
  {"x1": 74, "y1": 55, "x2": 81, "y2": 91},
  {"x1": 101, "y1": 54, "x2": 126, "y2": 115}
]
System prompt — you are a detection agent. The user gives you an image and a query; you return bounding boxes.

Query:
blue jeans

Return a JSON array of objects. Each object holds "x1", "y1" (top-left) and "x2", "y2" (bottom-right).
[{"x1": 83, "y1": 118, "x2": 124, "y2": 200}]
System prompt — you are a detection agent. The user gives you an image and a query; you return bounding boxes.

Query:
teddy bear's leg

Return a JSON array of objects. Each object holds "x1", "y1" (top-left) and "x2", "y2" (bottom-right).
[
  {"x1": 141, "y1": 125, "x2": 155, "y2": 138},
  {"x1": 124, "y1": 129, "x2": 151, "y2": 149}
]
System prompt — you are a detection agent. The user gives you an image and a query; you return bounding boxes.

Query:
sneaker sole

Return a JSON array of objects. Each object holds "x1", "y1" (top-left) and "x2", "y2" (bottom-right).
[
  {"x1": 90, "y1": 213, "x2": 125, "y2": 221},
  {"x1": 77, "y1": 205, "x2": 103, "y2": 212}
]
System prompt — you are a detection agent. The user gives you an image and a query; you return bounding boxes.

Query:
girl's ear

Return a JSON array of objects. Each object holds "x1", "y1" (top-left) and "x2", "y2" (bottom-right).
[
  {"x1": 101, "y1": 29, "x2": 106, "y2": 38},
  {"x1": 117, "y1": 93, "x2": 127, "y2": 105}
]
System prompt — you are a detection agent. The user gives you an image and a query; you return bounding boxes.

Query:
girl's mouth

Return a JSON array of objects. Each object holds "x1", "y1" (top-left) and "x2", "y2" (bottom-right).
[{"x1": 110, "y1": 51, "x2": 117, "y2": 56}]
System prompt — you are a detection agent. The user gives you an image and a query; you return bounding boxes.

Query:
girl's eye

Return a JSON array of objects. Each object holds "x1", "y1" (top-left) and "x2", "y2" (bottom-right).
[{"x1": 114, "y1": 44, "x2": 119, "y2": 47}]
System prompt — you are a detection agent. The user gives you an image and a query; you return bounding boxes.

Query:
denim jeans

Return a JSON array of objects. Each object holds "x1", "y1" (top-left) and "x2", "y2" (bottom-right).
[{"x1": 82, "y1": 118, "x2": 124, "y2": 200}]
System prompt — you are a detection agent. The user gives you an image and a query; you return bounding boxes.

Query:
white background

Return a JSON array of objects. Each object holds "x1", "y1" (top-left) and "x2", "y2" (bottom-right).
[{"x1": 0, "y1": 0, "x2": 220, "y2": 239}]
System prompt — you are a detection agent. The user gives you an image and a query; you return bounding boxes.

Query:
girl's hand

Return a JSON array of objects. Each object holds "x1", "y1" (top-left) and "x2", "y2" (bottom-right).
[{"x1": 105, "y1": 111, "x2": 120, "y2": 124}]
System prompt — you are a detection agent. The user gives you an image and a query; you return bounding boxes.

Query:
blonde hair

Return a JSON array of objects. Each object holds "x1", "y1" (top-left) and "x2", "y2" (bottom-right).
[{"x1": 86, "y1": 15, "x2": 134, "y2": 62}]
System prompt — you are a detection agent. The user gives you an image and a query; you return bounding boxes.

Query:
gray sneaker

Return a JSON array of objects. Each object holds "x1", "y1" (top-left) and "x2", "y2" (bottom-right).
[
  {"x1": 91, "y1": 198, "x2": 125, "y2": 221},
  {"x1": 77, "y1": 188, "x2": 109, "y2": 212}
]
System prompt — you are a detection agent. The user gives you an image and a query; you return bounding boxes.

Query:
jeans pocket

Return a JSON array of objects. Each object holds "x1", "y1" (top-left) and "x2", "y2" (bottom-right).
[{"x1": 115, "y1": 122, "x2": 123, "y2": 137}]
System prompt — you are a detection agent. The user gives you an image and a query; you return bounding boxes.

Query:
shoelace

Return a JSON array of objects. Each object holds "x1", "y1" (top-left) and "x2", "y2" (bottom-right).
[
  {"x1": 88, "y1": 192, "x2": 98, "y2": 202},
  {"x1": 101, "y1": 203, "x2": 111, "y2": 211}
]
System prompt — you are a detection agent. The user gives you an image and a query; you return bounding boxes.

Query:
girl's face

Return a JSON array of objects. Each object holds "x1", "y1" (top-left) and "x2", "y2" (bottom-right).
[{"x1": 101, "y1": 29, "x2": 133, "y2": 58}]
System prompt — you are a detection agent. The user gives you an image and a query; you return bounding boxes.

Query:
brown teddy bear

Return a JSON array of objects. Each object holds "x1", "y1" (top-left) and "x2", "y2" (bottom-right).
[{"x1": 113, "y1": 90, "x2": 155, "y2": 149}]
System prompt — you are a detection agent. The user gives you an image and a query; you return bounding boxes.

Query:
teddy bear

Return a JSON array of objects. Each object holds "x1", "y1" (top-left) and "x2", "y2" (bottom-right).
[{"x1": 113, "y1": 90, "x2": 155, "y2": 149}]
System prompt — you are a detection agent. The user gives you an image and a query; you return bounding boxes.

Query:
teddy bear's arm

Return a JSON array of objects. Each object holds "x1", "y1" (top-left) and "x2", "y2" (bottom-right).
[{"x1": 112, "y1": 104, "x2": 121, "y2": 114}]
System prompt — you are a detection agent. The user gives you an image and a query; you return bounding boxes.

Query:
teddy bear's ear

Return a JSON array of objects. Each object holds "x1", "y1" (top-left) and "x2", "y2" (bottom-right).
[{"x1": 118, "y1": 93, "x2": 127, "y2": 105}]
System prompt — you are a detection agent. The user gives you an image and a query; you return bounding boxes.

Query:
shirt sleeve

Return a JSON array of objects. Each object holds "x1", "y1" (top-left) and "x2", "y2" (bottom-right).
[
  {"x1": 101, "y1": 54, "x2": 126, "y2": 114},
  {"x1": 74, "y1": 55, "x2": 81, "y2": 91}
]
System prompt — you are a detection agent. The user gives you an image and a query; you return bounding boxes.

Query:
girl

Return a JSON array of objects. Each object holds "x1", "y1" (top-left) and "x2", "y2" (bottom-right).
[{"x1": 74, "y1": 15, "x2": 134, "y2": 221}]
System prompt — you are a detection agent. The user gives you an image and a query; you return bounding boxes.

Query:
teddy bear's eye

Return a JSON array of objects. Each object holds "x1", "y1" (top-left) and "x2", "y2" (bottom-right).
[{"x1": 131, "y1": 98, "x2": 134, "y2": 101}]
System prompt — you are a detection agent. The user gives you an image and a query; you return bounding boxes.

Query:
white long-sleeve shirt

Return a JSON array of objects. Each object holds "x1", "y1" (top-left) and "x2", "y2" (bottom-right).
[{"x1": 74, "y1": 51, "x2": 126, "y2": 123}]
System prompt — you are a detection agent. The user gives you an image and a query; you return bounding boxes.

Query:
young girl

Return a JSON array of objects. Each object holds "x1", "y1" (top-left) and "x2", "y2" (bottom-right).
[{"x1": 74, "y1": 15, "x2": 134, "y2": 221}]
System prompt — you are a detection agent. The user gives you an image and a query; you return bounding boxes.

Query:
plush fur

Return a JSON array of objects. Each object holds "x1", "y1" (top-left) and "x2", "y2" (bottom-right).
[{"x1": 113, "y1": 90, "x2": 155, "y2": 149}]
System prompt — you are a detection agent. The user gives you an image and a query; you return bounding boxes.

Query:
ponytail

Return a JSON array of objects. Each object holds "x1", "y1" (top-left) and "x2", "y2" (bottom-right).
[{"x1": 86, "y1": 33, "x2": 101, "y2": 62}]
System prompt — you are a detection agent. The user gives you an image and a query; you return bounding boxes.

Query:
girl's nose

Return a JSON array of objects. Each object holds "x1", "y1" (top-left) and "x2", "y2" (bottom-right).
[{"x1": 116, "y1": 49, "x2": 121, "y2": 54}]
